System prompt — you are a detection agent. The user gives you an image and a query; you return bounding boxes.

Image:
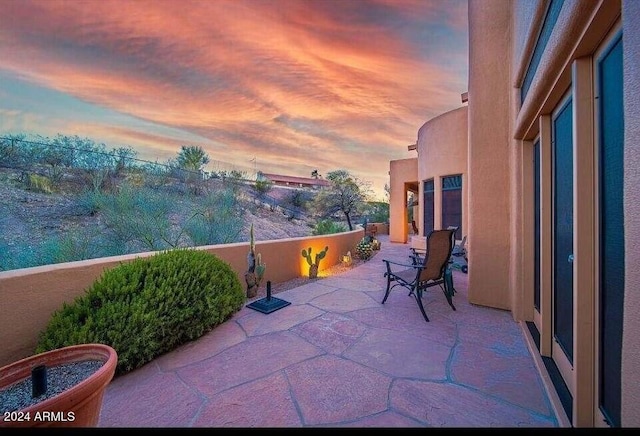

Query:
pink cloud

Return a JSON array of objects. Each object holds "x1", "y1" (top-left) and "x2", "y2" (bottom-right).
[{"x1": 0, "y1": 0, "x2": 467, "y2": 197}]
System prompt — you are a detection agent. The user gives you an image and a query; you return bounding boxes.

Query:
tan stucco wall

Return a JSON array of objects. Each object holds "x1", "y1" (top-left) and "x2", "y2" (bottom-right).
[
  {"x1": 513, "y1": 0, "x2": 544, "y2": 84},
  {"x1": 389, "y1": 158, "x2": 418, "y2": 243},
  {"x1": 416, "y1": 106, "x2": 468, "y2": 241},
  {"x1": 0, "y1": 230, "x2": 363, "y2": 367},
  {"x1": 622, "y1": 0, "x2": 640, "y2": 426},
  {"x1": 467, "y1": 0, "x2": 513, "y2": 310}
]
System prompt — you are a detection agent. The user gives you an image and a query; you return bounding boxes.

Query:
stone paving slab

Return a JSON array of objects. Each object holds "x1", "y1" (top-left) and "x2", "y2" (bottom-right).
[
  {"x1": 309, "y1": 289, "x2": 381, "y2": 313},
  {"x1": 284, "y1": 354, "x2": 391, "y2": 425},
  {"x1": 333, "y1": 411, "x2": 425, "y2": 427},
  {"x1": 237, "y1": 303, "x2": 325, "y2": 336},
  {"x1": 177, "y1": 331, "x2": 323, "y2": 397},
  {"x1": 99, "y1": 362, "x2": 203, "y2": 427},
  {"x1": 390, "y1": 379, "x2": 557, "y2": 427},
  {"x1": 348, "y1": 304, "x2": 458, "y2": 347},
  {"x1": 290, "y1": 312, "x2": 368, "y2": 355},
  {"x1": 450, "y1": 342, "x2": 551, "y2": 415},
  {"x1": 316, "y1": 277, "x2": 384, "y2": 292},
  {"x1": 277, "y1": 281, "x2": 340, "y2": 304},
  {"x1": 193, "y1": 372, "x2": 302, "y2": 427},
  {"x1": 155, "y1": 321, "x2": 247, "y2": 371},
  {"x1": 343, "y1": 327, "x2": 451, "y2": 380}
]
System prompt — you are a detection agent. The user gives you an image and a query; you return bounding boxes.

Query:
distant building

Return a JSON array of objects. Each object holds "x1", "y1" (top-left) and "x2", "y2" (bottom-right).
[{"x1": 259, "y1": 172, "x2": 330, "y2": 189}]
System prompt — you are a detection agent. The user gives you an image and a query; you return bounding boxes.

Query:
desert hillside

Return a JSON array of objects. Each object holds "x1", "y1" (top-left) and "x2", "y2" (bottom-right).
[{"x1": 0, "y1": 167, "x2": 324, "y2": 271}]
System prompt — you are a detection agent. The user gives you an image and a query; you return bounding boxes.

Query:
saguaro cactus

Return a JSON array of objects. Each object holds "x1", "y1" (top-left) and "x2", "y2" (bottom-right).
[
  {"x1": 301, "y1": 246, "x2": 329, "y2": 279},
  {"x1": 245, "y1": 223, "x2": 266, "y2": 298}
]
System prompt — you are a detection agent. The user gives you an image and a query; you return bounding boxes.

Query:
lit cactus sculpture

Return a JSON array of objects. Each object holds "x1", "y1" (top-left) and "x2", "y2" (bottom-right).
[
  {"x1": 245, "y1": 223, "x2": 266, "y2": 298},
  {"x1": 301, "y1": 246, "x2": 329, "y2": 279}
]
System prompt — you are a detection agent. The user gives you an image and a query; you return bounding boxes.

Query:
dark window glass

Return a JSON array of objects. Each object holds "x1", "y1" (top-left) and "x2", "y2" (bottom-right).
[
  {"x1": 598, "y1": 33, "x2": 624, "y2": 428},
  {"x1": 423, "y1": 180, "x2": 434, "y2": 236},
  {"x1": 521, "y1": 0, "x2": 565, "y2": 103},
  {"x1": 442, "y1": 175, "x2": 462, "y2": 240},
  {"x1": 553, "y1": 96, "x2": 573, "y2": 363}
]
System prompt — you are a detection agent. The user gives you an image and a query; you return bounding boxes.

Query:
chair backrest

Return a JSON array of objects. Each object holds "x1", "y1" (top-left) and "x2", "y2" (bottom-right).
[
  {"x1": 419, "y1": 229, "x2": 455, "y2": 282},
  {"x1": 366, "y1": 223, "x2": 377, "y2": 237},
  {"x1": 446, "y1": 225, "x2": 459, "y2": 247}
]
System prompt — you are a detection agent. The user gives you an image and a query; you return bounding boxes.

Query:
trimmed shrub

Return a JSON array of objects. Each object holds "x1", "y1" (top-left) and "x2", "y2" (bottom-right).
[{"x1": 35, "y1": 248, "x2": 245, "y2": 374}]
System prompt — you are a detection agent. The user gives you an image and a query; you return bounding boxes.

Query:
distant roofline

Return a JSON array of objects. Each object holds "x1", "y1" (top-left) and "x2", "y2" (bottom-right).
[{"x1": 261, "y1": 173, "x2": 330, "y2": 186}]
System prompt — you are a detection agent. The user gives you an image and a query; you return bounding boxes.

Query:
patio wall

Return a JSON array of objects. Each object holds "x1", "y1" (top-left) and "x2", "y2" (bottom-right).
[{"x1": 0, "y1": 229, "x2": 364, "y2": 367}]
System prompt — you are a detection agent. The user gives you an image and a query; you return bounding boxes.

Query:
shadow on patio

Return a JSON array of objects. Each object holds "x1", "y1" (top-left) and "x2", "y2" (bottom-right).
[{"x1": 98, "y1": 235, "x2": 559, "y2": 427}]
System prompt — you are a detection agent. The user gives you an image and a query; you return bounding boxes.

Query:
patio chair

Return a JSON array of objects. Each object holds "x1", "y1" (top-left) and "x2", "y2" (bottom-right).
[
  {"x1": 366, "y1": 223, "x2": 377, "y2": 238},
  {"x1": 450, "y1": 235, "x2": 468, "y2": 274},
  {"x1": 411, "y1": 226, "x2": 467, "y2": 274},
  {"x1": 411, "y1": 220, "x2": 419, "y2": 234},
  {"x1": 381, "y1": 228, "x2": 456, "y2": 322}
]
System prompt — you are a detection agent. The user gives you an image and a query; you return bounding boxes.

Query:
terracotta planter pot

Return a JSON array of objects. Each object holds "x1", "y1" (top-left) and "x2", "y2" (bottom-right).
[{"x1": 0, "y1": 343, "x2": 117, "y2": 428}]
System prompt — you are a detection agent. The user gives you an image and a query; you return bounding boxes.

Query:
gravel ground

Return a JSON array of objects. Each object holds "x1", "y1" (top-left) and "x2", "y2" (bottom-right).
[{"x1": 0, "y1": 360, "x2": 103, "y2": 414}]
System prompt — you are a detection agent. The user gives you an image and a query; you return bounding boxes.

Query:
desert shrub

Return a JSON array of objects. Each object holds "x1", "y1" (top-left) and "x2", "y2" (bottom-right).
[
  {"x1": 183, "y1": 188, "x2": 243, "y2": 246},
  {"x1": 254, "y1": 179, "x2": 273, "y2": 196},
  {"x1": 36, "y1": 230, "x2": 127, "y2": 265},
  {"x1": 312, "y1": 219, "x2": 347, "y2": 235},
  {"x1": 0, "y1": 241, "x2": 40, "y2": 271},
  {"x1": 35, "y1": 248, "x2": 245, "y2": 374},
  {"x1": 98, "y1": 184, "x2": 180, "y2": 251},
  {"x1": 37, "y1": 232, "x2": 96, "y2": 265},
  {"x1": 25, "y1": 173, "x2": 53, "y2": 193},
  {"x1": 283, "y1": 189, "x2": 312, "y2": 209},
  {"x1": 75, "y1": 189, "x2": 106, "y2": 216}
]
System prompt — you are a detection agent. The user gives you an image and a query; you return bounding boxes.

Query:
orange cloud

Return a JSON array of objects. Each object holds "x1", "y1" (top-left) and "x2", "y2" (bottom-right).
[{"x1": 0, "y1": 0, "x2": 468, "y2": 198}]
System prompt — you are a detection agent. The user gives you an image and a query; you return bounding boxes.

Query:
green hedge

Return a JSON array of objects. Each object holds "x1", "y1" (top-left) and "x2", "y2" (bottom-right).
[{"x1": 36, "y1": 248, "x2": 245, "y2": 374}]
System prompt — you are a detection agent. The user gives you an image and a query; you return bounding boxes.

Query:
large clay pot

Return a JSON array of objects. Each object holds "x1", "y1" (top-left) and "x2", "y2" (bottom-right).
[{"x1": 0, "y1": 343, "x2": 117, "y2": 428}]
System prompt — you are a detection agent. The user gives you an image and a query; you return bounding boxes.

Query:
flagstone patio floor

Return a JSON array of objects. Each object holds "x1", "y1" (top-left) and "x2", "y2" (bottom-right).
[{"x1": 98, "y1": 235, "x2": 560, "y2": 428}]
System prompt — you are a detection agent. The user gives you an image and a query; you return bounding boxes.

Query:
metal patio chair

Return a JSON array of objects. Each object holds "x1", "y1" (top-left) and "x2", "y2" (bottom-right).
[{"x1": 381, "y1": 228, "x2": 456, "y2": 322}]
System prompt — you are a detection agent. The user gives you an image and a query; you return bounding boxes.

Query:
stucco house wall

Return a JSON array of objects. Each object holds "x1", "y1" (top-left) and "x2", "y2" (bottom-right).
[{"x1": 414, "y1": 106, "x2": 468, "y2": 248}]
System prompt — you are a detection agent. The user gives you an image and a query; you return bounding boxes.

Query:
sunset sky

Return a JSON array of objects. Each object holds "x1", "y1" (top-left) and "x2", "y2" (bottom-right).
[{"x1": 0, "y1": 0, "x2": 469, "y2": 199}]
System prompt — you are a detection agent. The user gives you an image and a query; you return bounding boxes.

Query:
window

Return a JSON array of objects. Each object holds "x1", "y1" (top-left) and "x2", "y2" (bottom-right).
[
  {"x1": 423, "y1": 179, "x2": 434, "y2": 236},
  {"x1": 442, "y1": 175, "x2": 462, "y2": 240},
  {"x1": 521, "y1": 0, "x2": 565, "y2": 103}
]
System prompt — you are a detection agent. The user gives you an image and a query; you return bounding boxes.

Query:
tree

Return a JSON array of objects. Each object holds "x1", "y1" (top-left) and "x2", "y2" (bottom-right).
[
  {"x1": 312, "y1": 169, "x2": 372, "y2": 230},
  {"x1": 362, "y1": 201, "x2": 389, "y2": 223},
  {"x1": 176, "y1": 145, "x2": 210, "y2": 172},
  {"x1": 311, "y1": 169, "x2": 320, "y2": 179},
  {"x1": 175, "y1": 145, "x2": 210, "y2": 194}
]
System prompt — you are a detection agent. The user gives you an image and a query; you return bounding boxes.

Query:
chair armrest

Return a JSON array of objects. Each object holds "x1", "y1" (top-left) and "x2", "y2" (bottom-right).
[
  {"x1": 382, "y1": 259, "x2": 422, "y2": 270},
  {"x1": 409, "y1": 254, "x2": 423, "y2": 265}
]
